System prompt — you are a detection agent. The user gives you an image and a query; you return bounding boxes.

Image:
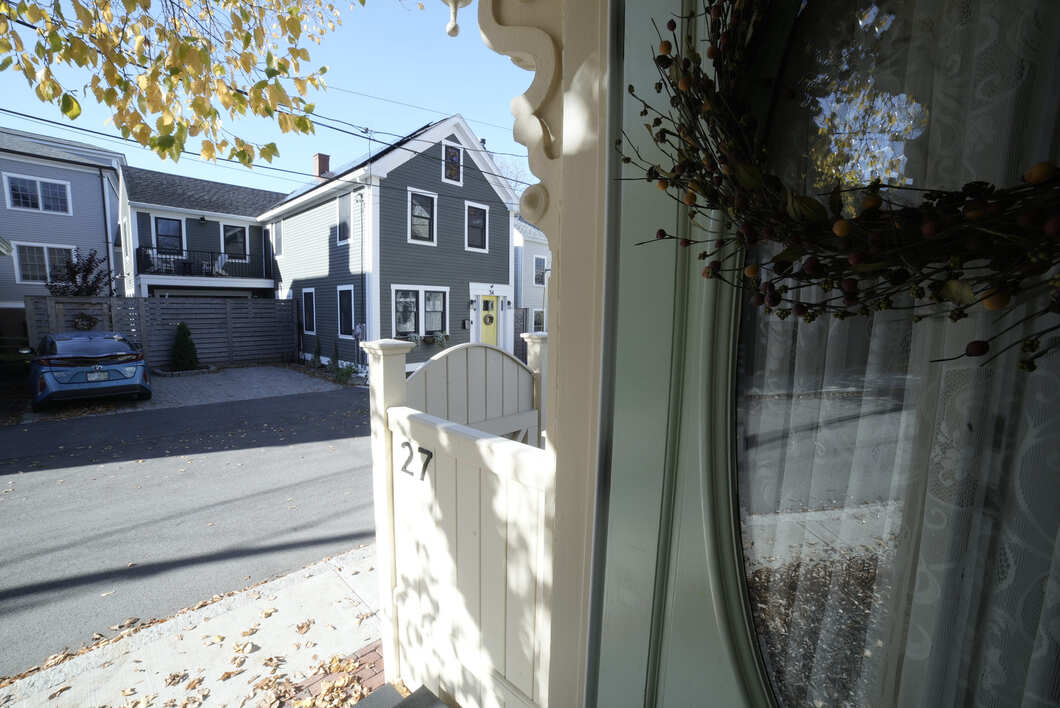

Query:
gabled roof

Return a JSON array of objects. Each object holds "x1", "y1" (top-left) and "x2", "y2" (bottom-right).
[
  {"x1": 122, "y1": 166, "x2": 287, "y2": 217},
  {"x1": 273, "y1": 119, "x2": 441, "y2": 207},
  {"x1": 259, "y1": 115, "x2": 520, "y2": 220},
  {"x1": 0, "y1": 129, "x2": 124, "y2": 169},
  {"x1": 514, "y1": 216, "x2": 548, "y2": 246}
]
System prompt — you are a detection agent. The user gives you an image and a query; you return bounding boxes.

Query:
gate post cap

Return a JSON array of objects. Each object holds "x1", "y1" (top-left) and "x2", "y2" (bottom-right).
[
  {"x1": 360, "y1": 339, "x2": 416, "y2": 355},
  {"x1": 521, "y1": 332, "x2": 548, "y2": 343}
]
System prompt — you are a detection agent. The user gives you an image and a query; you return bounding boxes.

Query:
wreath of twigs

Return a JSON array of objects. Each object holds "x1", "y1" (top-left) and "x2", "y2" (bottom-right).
[{"x1": 618, "y1": 4, "x2": 1060, "y2": 371}]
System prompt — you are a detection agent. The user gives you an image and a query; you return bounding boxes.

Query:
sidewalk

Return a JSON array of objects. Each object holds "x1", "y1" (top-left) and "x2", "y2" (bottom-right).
[{"x1": 1, "y1": 544, "x2": 383, "y2": 707}]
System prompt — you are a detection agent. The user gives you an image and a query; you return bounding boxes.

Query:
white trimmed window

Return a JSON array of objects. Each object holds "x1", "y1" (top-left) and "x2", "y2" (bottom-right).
[
  {"x1": 13, "y1": 242, "x2": 73, "y2": 283},
  {"x1": 392, "y1": 285, "x2": 450, "y2": 338},
  {"x1": 533, "y1": 255, "x2": 547, "y2": 286},
  {"x1": 465, "y1": 201, "x2": 489, "y2": 253},
  {"x1": 222, "y1": 224, "x2": 248, "y2": 261},
  {"x1": 533, "y1": 308, "x2": 545, "y2": 332},
  {"x1": 302, "y1": 288, "x2": 316, "y2": 335},
  {"x1": 3, "y1": 173, "x2": 72, "y2": 214},
  {"x1": 338, "y1": 284, "x2": 356, "y2": 339},
  {"x1": 441, "y1": 140, "x2": 463, "y2": 186},
  {"x1": 407, "y1": 188, "x2": 438, "y2": 246},
  {"x1": 154, "y1": 216, "x2": 184, "y2": 254}
]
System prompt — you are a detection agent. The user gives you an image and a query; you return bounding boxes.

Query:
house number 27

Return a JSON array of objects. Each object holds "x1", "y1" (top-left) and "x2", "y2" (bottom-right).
[{"x1": 400, "y1": 441, "x2": 433, "y2": 480}]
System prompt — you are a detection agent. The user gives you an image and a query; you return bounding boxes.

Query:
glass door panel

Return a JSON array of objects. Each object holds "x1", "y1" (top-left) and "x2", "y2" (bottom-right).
[{"x1": 735, "y1": 2, "x2": 1060, "y2": 706}]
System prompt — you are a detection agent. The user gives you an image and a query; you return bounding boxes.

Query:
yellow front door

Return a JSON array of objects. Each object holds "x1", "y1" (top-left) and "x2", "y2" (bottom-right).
[{"x1": 480, "y1": 296, "x2": 498, "y2": 345}]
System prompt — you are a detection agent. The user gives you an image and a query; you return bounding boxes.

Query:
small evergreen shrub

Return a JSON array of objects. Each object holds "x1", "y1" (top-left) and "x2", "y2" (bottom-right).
[
  {"x1": 334, "y1": 363, "x2": 354, "y2": 385},
  {"x1": 171, "y1": 322, "x2": 200, "y2": 371}
]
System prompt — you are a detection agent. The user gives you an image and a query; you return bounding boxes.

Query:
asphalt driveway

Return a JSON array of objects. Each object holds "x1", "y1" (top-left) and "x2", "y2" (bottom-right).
[
  {"x1": 19, "y1": 365, "x2": 345, "y2": 424},
  {"x1": 0, "y1": 385, "x2": 373, "y2": 679}
]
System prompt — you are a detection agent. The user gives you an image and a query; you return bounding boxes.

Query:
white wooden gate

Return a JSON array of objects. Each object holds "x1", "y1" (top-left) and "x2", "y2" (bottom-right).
[
  {"x1": 405, "y1": 343, "x2": 540, "y2": 444},
  {"x1": 361, "y1": 339, "x2": 553, "y2": 708}
]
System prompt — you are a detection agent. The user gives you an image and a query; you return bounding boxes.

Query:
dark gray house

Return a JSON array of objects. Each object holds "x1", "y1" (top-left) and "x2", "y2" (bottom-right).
[
  {"x1": 258, "y1": 114, "x2": 518, "y2": 370},
  {"x1": 119, "y1": 166, "x2": 285, "y2": 298},
  {"x1": 0, "y1": 128, "x2": 125, "y2": 340}
]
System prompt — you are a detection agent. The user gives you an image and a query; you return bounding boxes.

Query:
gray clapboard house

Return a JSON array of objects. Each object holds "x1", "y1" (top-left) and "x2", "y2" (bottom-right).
[
  {"x1": 0, "y1": 128, "x2": 125, "y2": 341},
  {"x1": 258, "y1": 114, "x2": 518, "y2": 370},
  {"x1": 118, "y1": 167, "x2": 285, "y2": 298}
]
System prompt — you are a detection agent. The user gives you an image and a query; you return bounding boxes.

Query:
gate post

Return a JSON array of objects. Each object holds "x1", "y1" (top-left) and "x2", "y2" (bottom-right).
[
  {"x1": 521, "y1": 332, "x2": 548, "y2": 446},
  {"x1": 359, "y1": 338, "x2": 415, "y2": 683}
]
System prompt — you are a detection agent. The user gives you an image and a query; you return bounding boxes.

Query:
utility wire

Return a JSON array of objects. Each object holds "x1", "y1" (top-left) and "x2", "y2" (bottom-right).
[
  {"x1": 325, "y1": 85, "x2": 512, "y2": 131},
  {"x1": 0, "y1": 107, "x2": 524, "y2": 211}
]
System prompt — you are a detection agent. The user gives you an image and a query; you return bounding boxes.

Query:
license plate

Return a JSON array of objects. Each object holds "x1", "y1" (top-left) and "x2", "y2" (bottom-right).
[{"x1": 86, "y1": 371, "x2": 109, "y2": 382}]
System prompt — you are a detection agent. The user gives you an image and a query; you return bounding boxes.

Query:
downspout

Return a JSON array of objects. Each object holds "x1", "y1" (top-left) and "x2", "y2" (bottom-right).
[{"x1": 99, "y1": 168, "x2": 114, "y2": 295}]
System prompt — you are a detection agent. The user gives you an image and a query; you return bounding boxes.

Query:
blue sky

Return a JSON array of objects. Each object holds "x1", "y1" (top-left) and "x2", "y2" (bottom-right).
[{"x1": 0, "y1": 0, "x2": 532, "y2": 195}]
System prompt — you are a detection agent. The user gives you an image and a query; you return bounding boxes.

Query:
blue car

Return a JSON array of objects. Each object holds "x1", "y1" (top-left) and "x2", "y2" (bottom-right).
[{"x1": 24, "y1": 332, "x2": 151, "y2": 411}]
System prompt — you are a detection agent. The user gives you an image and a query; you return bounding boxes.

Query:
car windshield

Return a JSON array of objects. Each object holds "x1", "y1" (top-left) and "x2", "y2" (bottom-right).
[{"x1": 55, "y1": 338, "x2": 133, "y2": 356}]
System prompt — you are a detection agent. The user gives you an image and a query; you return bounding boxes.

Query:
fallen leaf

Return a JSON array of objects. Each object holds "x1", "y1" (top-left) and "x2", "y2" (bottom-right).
[
  {"x1": 110, "y1": 617, "x2": 139, "y2": 630},
  {"x1": 202, "y1": 634, "x2": 225, "y2": 646},
  {"x1": 100, "y1": 590, "x2": 115, "y2": 597},
  {"x1": 240, "y1": 624, "x2": 259, "y2": 637},
  {"x1": 219, "y1": 669, "x2": 243, "y2": 681},
  {"x1": 127, "y1": 562, "x2": 137, "y2": 568},
  {"x1": 261, "y1": 608, "x2": 278, "y2": 618},
  {"x1": 47, "y1": 685, "x2": 71, "y2": 700},
  {"x1": 121, "y1": 687, "x2": 136, "y2": 696},
  {"x1": 186, "y1": 676, "x2": 203, "y2": 690},
  {"x1": 92, "y1": 632, "x2": 106, "y2": 641},
  {"x1": 231, "y1": 655, "x2": 246, "y2": 668},
  {"x1": 233, "y1": 641, "x2": 256, "y2": 654},
  {"x1": 295, "y1": 619, "x2": 313, "y2": 635},
  {"x1": 164, "y1": 671, "x2": 187, "y2": 686}
]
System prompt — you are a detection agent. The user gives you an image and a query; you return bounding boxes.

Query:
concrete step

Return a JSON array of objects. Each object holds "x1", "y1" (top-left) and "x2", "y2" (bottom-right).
[{"x1": 357, "y1": 684, "x2": 445, "y2": 708}]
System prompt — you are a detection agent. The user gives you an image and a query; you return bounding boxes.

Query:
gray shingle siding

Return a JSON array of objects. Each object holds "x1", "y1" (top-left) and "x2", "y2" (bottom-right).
[
  {"x1": 378, "y1": 135, "x2": 510, "y2": 363},
  {"x1": 1, "y1": 156, "x2": 119, "y2": 312},
  {"x1": 278, "y1": 191, "x2": 366, "y2": 365}
]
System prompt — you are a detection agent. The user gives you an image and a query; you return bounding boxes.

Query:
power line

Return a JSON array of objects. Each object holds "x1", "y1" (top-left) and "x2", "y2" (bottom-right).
[
  {"x1": 325, "y1": 85, "x2": 512, "y2": 131},
  {"x1": 0, "y1": 107, "x2": 523, "y2": 211}
]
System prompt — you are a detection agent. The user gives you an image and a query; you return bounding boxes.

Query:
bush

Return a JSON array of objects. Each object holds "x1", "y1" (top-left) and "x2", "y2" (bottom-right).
[
  {"x1": 171, "y1": 322, "x2": 199, "y2": 371},
  {"x1": 330, "y1": 340, "x2": 340, "y2": 374},
  {"x1": 334, "y1": 364, "x2": 354, "y2": 385}
]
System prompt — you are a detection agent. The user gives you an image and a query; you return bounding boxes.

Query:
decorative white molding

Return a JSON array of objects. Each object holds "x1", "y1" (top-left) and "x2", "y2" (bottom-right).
[{"x1": 477, "y1": 0, "x2": 561, "y2": 233}]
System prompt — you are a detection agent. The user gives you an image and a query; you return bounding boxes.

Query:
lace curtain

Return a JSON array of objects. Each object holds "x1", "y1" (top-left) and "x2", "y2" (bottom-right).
[{"x1": 736, "y1": 1, "x2": 1060, "y2": 706}]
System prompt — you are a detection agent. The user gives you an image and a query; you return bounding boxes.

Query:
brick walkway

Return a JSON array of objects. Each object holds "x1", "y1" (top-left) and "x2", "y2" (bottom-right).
[{"x1": 282, "y1": 640, "x2": 386, "y2": 706}]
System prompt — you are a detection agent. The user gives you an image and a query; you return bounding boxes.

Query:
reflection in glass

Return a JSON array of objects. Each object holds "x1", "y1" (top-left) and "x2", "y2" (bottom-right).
[{"x1": 738, "y1": 1, "x2": 1060, "y2": 706}]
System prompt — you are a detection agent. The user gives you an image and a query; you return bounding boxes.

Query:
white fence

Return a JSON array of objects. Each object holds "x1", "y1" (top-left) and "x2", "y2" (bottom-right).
[{"x1": 361, "y1": 337, "x2": 552, "y2": 707}]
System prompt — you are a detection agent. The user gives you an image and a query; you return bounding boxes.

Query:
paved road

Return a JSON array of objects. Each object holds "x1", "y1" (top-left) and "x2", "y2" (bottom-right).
[{"x1": 0, "y1": 388, "x2": 373, "y2": 678}]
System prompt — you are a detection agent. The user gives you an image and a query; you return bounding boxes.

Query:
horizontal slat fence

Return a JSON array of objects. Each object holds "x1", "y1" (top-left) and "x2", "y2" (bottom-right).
[{"x1": 24, "y1": 296, "x2": 295, "y2": 369}]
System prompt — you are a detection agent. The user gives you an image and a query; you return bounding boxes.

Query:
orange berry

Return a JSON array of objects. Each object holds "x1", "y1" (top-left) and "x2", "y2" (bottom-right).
[
  {"x1": 657, "y1": 179, "x2": 669, "y2": 191},
  {"x1": 678, "y1": 76, "x2": 691, "y2": 92},
  {"x1": 743, "y1": 263, "x2": 760, "y2": 279},
  {"x1": 832, "y1": 219, "x2": 852, "y2": 238},
  {"x1": 683, "y1": 191, "x2": 696, "y2": 206},
  {"x1": 1024, "y1": 161, "x2": 1057, "y2": 184},
  {"x1": 659, "y1": 40, "x2": 673, "y2": 56},
  {"x1": 862, "y1": 194, "x2": 882, "y2": 210},
  {"x1": 982, "y1": 289, "x2": 1011, "y2": 311}
]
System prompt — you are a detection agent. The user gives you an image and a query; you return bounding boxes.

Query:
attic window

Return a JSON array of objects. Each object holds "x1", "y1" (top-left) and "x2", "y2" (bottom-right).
[{"x1": 442, "y1": 141, "x2": 462, "y2": 185}]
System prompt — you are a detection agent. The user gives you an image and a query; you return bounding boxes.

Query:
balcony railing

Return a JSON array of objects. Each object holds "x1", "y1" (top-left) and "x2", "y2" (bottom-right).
[{"x1": 136, "y1": 247, "x2": 268, "y2": 280}]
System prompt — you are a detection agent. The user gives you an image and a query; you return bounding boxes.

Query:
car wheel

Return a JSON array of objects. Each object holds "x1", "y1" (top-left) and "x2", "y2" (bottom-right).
[{"x1": 137, "y1": 391, "x2": 152, "y2": 401}]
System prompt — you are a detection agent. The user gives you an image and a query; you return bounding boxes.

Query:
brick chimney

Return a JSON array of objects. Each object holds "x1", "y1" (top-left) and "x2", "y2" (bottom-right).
[{"x1": 313, "y1": 153, "x2": 330, "y2": 180}]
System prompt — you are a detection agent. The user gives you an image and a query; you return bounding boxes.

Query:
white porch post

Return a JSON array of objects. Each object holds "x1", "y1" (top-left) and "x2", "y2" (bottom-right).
[
  {"x1": 521, "y1": 332, "x2": 548, "y2": 446},
  {"x1": 359, "y1": 338, "x2": 415, "y2": 683}
]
